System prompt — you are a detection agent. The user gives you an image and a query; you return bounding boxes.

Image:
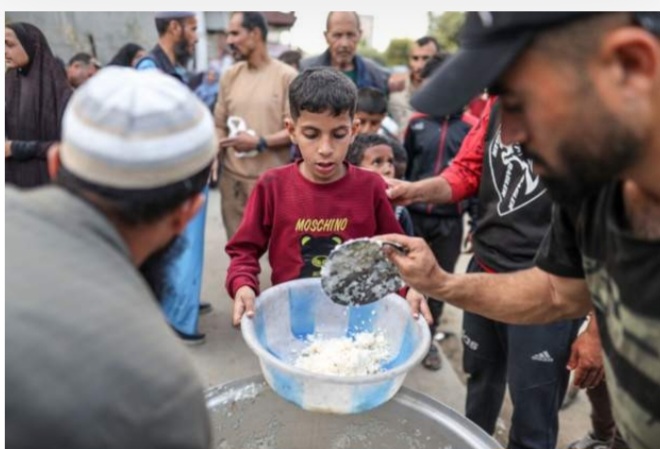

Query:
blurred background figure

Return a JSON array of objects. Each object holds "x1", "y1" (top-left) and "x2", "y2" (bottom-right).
[
  {"x1": 108, "y1": 42, "x2": 146, "y2": 67},
  {"x1": 401, "y1": 52, "x2": 472, "y2": 370},
  {"x1": 5, "y1": 22, "x2": 73, "y2": 188},
  {"x1": 278, "y1": 49, "x2": 302, "y2": 71},
  {"x1": 194, "y1": 68, "x2": 219, "y2": 110},
  {"x1": 388, "y1": 35, "x2": 440, "y2": 131},
  {"x1": 135, "y1": 11, "x2": 198, "y2": 86},
  {"x1": 214, "y1": 11, "x2": 297, "y2": 240},
  {"x1": 356, "y1": 87, "x2": 389, "y2": 135},
  {"x1": 66, "y1": 52, "x2": 94, "y2": 88},
  {"x1": 301, "y1": 11, "x2": 391, "y2": 93},
  {"x1": 209, "y1": 29, "x2": 234, "y2": 75}
]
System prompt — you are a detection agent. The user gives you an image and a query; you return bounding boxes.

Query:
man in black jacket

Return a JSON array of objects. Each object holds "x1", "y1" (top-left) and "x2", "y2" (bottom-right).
[{"x1": 403, "y1": 52, "x2": 472, "y2": 370}]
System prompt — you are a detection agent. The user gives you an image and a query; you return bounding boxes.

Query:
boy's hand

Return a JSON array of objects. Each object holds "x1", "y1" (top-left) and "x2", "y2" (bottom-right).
[
  {"x1": 232, "y1": 286, "x2": 256, "y2": 326},
  {"x1": 406, "y1": 288, "x2": 433, "y2": 325}
]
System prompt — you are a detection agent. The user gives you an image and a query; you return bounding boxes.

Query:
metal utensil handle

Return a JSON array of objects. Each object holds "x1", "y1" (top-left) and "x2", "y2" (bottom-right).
[{"x1": 378, "y1": 240, "x2": 408, "y2": 255}]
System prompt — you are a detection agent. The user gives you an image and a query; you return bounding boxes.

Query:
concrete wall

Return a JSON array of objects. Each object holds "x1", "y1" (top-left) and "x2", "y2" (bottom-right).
[
  {"x1": 6, "y1": 12, "x2": 290, "y2": 69},
  {"x1": 6, "y1": 12, "x2": 159, "y2": 65}
]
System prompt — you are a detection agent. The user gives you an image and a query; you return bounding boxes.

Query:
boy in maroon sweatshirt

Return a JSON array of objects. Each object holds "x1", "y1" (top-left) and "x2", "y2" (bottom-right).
[{"x1": 226, "y1": 67, "x2": 425, "y2": 325}]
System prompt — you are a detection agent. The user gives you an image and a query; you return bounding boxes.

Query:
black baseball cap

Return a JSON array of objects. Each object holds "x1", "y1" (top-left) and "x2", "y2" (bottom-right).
[{"x1": 411, "y1": 12, "x2": 601, "y2": 117}]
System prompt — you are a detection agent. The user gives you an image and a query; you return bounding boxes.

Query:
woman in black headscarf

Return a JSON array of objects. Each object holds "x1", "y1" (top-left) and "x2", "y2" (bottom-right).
[
  {"x1": 5, "y1": 22, "x2": 73, "y2": 188},
  {"x1": 108, "y1": 43, "x2": 146, "y2": 67}
]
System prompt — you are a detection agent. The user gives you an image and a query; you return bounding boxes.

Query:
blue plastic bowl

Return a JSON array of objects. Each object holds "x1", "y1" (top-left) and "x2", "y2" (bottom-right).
[{"x1": 241, "y1": 278, "x2": 430, "y2": 414}]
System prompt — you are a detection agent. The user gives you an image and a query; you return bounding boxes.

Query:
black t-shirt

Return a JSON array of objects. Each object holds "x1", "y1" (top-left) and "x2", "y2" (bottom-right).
[
  {"x1": 536, "y1": 182, "x2": 660, "y2": 448},
  {"x1": 473, "y1": 103, "x2": 553, "y2": 272}
]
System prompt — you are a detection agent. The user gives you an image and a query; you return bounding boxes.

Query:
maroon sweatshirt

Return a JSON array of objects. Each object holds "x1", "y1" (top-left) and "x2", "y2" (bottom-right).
[{"x1": 225, "y1": 162, "x2": 404, "y2": 297}]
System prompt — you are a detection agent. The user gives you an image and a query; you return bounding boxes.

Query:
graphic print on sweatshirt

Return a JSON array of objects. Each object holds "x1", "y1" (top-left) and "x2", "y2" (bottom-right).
[
  {"x1": 298, "y1": 234, "x2": 343, "y2": 278},
  {"x1": 488, "y1": 128, "x2": 546, "y2": 216}
]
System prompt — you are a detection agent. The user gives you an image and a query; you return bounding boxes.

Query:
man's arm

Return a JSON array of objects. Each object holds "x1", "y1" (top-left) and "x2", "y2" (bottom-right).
[
  {"x1": 378, "y1": 234, "x2": 592, "y2": 325},
  {"x1": 386, "y1": 175, "x2": 454, "y2": 205},
  {"x1": 378, "y1": 201, "x2": 591, "y2": 324},
  {"x1": 436, "y1": 266, "x2": 592, "y2": 323},
  {"x1": 387, "y1": 98, "x2": 493, "y2": 206}
]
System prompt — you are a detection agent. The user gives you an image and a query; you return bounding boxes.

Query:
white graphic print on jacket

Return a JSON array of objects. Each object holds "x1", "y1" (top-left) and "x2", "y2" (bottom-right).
[{"x1": 488, "y1": 128, "x2": 546, "y2": 216}]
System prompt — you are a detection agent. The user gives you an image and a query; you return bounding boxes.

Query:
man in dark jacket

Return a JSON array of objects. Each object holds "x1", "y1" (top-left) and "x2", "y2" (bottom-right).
[
  {"x1": 403, "y1": 52, "x2": 472, "y2": 371},
  {"x1": 300, "y1": 12, "x2": 392, "y2": 93},
  {"x1": 135, "y1": 11, "x2": 198, "y2": 85}
]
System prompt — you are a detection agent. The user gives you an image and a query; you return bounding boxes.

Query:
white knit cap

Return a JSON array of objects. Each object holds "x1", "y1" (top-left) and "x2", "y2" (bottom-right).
[{"x1": 60, "y1": 66, "x2": 217, "y2": 189}]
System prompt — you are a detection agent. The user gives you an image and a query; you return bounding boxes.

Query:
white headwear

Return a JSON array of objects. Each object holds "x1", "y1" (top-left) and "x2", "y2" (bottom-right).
[{"x1": 60, "y1": 66, "x2": 217, "y2": 189}]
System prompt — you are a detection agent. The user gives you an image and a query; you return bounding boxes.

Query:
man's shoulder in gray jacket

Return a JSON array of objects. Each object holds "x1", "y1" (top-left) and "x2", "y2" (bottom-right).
[{"x1": 300, "y1": 49, "x2": 390, "y2": 92}]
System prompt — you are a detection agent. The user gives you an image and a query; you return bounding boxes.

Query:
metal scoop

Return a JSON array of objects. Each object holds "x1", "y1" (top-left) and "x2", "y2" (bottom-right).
[{"x1": 321, "y1": 238, "x2": 408, "y2": 306}]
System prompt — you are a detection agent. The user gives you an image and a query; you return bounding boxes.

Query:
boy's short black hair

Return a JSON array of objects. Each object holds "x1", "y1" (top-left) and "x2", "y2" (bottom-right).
[
  {"x1": 346, "y1": 133, "x2": 406, "y2": 167},
  {"x1": 289, "y1": 67, "x2": 357, "y2": 121},
  {"x1": 356, "y1": 87, "x2": 387, "y2": 115}
]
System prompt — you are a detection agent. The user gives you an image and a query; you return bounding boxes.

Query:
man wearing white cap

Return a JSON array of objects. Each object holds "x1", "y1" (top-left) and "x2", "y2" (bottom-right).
[{"x1": 6, "y1": 67, "x2": 215, "y2": 448}]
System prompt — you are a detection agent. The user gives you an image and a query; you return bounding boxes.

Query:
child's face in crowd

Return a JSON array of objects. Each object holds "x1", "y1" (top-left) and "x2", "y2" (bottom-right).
[
  {"x1": 286, "y1": 110, "x2": 358, "y2": 184},
  {"x1": 359, "y1": 144, "x2": 395, "y2": 179},
  {"x1": 356, "y1": 111, "x2": 385, "y2": 135}
]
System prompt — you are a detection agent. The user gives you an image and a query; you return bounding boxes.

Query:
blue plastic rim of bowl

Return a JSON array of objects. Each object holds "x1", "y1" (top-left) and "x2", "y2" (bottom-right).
[{"x1": 240, "y1": 278, "x2": 431, "y2": 412}]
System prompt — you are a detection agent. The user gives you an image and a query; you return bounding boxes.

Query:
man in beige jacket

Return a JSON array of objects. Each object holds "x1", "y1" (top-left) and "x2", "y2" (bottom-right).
[{"x1": 214, "y1": 11, "x2": 297, "y2": 239}]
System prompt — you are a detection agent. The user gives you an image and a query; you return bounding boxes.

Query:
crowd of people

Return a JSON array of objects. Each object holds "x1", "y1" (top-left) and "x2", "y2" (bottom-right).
[{"x1": 5, "y1": 10, "x2": 659, "y2": 449}]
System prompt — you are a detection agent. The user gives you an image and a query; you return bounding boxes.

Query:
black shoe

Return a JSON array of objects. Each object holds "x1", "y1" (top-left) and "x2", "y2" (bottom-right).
[
  {"x1": 422, "y1": 344, "x2": 442, "y2": 371},
  {"x1": 199, "y1": 301, "x2": 213, "y2": 315},
  {"x1": 174, "y1": 328, "x2": 206, "y2": 346}
]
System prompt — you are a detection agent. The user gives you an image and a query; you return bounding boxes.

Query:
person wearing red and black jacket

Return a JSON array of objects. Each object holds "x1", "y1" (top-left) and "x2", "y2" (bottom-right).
[{"x1": 388, "y1": 97, "x2": 587, "y2": 449}]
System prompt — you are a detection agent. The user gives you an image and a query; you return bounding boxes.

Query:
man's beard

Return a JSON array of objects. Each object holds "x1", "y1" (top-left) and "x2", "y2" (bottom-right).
[
  {"x1": 174, "y1": 37, "x2": 192, "y2": 66},
  {"x1": 229, "y1": 44, "x2": 245, "y2": 61},
  {"x1": 530, "y1": 99, "x2": 642, "y2": 206},
  {"x1": 139, "y1": 235, "x2": 187, "y2": 304}
]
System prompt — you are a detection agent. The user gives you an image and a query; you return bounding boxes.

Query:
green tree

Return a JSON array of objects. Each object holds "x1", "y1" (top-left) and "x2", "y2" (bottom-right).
[
  {"x1": 357, "y1": 38, "x2": 387, "y2": 67},
  {"x1": 384, "y1": 38, "x2": 412, "y2": 66},
  {"x1": 427, "y1": 11, "x2": 465, "y2": 52}
]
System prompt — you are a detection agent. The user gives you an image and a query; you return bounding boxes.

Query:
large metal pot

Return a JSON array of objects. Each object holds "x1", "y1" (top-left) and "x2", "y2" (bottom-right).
[{"x1": 206, "y1": 375, "x2": 501, "y2": 449}]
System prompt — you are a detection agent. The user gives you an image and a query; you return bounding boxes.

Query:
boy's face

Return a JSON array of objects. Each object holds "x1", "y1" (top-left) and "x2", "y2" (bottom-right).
[
  {"x1": 359, "y1": 144, "x2": 395, "y2": 178},
  {"x1": 356, "y1": 112, "x2": 385, "y2": 135},
  {"x1": 286, "y1": 110, "x2": 359, "y2": 184}
]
